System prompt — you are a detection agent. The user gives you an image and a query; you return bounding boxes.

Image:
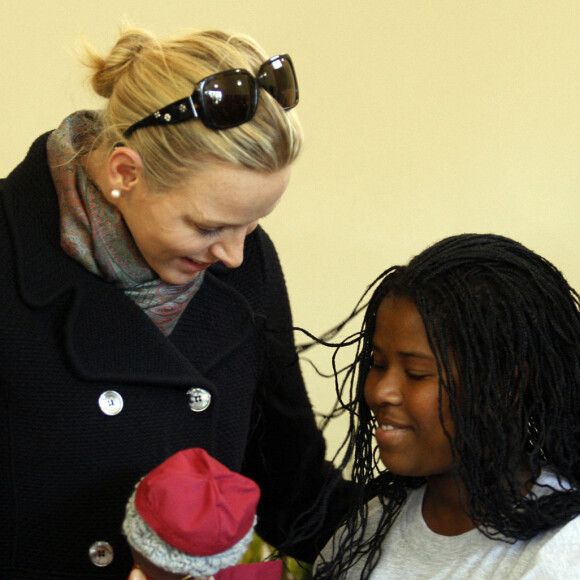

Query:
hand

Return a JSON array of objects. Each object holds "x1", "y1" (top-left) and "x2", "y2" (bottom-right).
[
  {"x1": 128, "y1": 565, "x2": 148, "y2": 580},
  {"x1": 130, "y1": 548, "x2": 198, "y2": 580},
  {"x1": 127, "y1": 566, "x2": 212, "y2": 580}
]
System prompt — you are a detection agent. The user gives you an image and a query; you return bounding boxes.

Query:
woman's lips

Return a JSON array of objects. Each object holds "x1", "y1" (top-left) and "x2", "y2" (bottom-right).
[{"x1": 180, "y1": 257, "x2": 213, "y2": 273}]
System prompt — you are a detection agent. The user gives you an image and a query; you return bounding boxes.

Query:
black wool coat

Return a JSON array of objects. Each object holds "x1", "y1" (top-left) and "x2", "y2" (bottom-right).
[{"x1": 0, "y1": 133, "x2": 345, "y2": 579}]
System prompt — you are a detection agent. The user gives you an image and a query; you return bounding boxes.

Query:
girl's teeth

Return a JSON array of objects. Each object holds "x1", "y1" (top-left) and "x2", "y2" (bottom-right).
[{"x1": 380, "y1": 424, "x2": 396, "y2": 431}]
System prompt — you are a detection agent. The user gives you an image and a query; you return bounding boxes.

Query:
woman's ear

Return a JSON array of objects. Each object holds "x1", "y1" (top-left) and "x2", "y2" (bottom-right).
[{"x1": 106, "y1": 147, "x2": 146, "y2": 202}]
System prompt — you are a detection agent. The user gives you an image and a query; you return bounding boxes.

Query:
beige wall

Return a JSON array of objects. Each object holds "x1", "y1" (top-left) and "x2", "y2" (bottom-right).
[{"x1": 2, "y1": 1, "x2": 579, "y2": 458}]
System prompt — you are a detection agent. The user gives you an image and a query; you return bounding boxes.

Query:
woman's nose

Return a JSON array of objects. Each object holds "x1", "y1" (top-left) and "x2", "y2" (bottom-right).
[{"x1": 210, "y1": 230, "x2": 246, "y2": 269}]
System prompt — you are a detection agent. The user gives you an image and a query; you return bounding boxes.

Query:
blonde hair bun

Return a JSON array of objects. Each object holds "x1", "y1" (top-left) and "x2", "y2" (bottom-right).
[{"x1": 84, "y1": 28, "x2": 156, "y2": 99}]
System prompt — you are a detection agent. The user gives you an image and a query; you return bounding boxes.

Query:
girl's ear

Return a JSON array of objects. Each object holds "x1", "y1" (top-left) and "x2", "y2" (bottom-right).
[{"x1": 106, "y1": 147, "x2": 146, "y2": 203}]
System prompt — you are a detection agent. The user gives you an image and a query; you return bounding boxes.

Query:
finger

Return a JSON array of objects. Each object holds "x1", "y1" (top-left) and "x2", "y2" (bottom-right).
[{"x1": 128, "y1": 568, "x2": 147, "y2": 580}]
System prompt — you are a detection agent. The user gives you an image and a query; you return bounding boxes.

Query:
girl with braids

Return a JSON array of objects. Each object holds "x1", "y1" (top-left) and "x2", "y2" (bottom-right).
[{"x1": 314, "y1": 233, "x2": 580, "y2": 579}]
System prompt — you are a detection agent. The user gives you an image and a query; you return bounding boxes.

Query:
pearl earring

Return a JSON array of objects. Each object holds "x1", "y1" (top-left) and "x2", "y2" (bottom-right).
[{"x1": 111, "y1": 189, "x2": 121, "y2": 199}]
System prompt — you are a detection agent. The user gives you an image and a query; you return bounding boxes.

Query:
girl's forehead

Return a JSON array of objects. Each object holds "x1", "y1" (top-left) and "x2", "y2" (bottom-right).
[{"x1": 374, "y1": 295, "x2": 432, "y2": 348}]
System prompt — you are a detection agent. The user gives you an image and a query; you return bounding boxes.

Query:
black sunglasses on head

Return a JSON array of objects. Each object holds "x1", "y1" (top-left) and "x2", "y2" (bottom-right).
[{"x1": 123, "y1": 54, "x2": 298, "y2": 138}]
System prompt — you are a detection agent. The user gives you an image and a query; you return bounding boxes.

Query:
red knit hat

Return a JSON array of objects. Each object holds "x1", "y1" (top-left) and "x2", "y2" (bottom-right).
[
  {"x1": 123, "y1": 448, "x2": 261, "y2": 578},
  {"x1": 135, "y1": 448, "x2": 260, "y2": 555}
]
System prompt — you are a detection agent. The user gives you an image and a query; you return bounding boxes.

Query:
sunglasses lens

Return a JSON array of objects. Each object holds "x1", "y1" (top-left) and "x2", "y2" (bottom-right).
[
  {"x1": 199, "y1": 71, "x2": 258, "y2": 129},
  {"x1": 259, "y1": 55, "x2": 299, "y2": 109}
]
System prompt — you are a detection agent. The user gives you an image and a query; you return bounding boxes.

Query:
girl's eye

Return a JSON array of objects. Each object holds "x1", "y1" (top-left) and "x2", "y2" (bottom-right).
[
  {"x1": 406, "y1": 371, "x2": 431, "y2": 381},
  {"x1": 369, "y1": 356, "x2": 387, "y2": 370}
]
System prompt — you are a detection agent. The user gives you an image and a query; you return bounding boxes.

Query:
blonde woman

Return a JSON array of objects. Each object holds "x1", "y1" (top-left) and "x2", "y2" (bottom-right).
[{"x1": 0, "y1": 27, "x2": 345, "y2": 579}]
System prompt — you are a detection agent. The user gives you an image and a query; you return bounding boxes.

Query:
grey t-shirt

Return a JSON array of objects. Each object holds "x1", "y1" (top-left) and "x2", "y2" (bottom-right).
[{"x1": 316, "y1": 471, "x2": 579, "y2": 579}]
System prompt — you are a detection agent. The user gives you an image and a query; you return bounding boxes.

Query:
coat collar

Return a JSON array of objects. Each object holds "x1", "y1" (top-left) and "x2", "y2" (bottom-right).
[{"x1": 2, "y1": 133, "x2": 261, "y2": 388}]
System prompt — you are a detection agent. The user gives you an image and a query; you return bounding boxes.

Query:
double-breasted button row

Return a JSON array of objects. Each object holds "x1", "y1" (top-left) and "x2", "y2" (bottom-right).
[{"x1": 97, "y1": 388, "x2": 212, "y2": 415}]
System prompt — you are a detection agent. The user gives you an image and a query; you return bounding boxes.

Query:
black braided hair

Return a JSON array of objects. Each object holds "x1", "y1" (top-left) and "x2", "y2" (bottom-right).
[{"x1": 315, "y1": 233, "x2": 580, "y2": 579}]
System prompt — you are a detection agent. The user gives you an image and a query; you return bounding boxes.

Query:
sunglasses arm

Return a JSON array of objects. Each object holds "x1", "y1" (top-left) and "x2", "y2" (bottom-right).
[{"x1": 123, "y1": 93, "x2": 199, "y2": 138}]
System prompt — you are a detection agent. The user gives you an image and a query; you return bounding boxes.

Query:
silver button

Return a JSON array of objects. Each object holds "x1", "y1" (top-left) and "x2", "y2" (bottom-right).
[
  {"x1": 98, "y1": 390, "x2": 124, "y2": 416},
  {"x1": 187, "y1": 387, "x2": 211, "y2": 412},
  {"x1": 89, "y1": 540, "x2": 114, "y2": 567}
]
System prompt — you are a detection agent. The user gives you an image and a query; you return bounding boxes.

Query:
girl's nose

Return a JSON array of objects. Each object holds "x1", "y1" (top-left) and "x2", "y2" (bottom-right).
[{"x1": 364, "y1": 370, "x2": 404, "y2": 408}]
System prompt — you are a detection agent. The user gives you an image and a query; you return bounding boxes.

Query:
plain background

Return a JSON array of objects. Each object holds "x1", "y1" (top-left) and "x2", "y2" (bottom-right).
[{"x1": 2, "y1": 1, "x2": 579, "y2": 458}]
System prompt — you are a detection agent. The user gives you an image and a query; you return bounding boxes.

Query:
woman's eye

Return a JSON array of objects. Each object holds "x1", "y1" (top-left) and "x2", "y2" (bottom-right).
[{"x1": 197, "y1": 226, "x2": 221, "y2": 237}]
